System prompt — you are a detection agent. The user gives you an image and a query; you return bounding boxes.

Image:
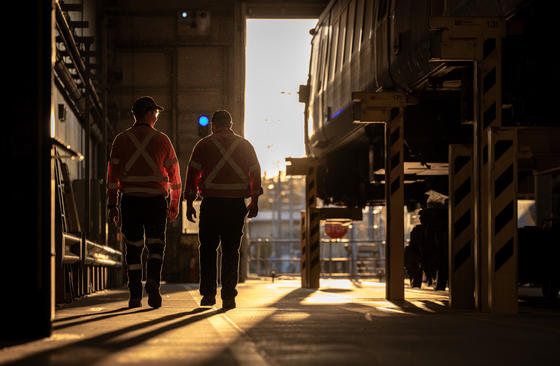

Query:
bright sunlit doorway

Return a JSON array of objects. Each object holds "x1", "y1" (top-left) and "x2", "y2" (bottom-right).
[
  {"x1": 244, "y1": 19, "x2": 317, "y2": 277},
  {"x1": 244, "y1": 19, "x2": 317, "y2": 178}
]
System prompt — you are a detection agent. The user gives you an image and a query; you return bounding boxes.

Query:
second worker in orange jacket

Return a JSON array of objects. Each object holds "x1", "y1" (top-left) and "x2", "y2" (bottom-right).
[{"x1": 184, "y1": 110, "x2": 262, "y2": 310}]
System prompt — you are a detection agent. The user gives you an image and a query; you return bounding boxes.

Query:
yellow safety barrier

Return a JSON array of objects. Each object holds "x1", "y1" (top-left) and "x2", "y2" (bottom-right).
[
  {"x1": 449, "y1": 144, "x2": 474, "y2": 309},
  {"x1": 488, "y1": 128, "x2": 518, "y2": 314}
]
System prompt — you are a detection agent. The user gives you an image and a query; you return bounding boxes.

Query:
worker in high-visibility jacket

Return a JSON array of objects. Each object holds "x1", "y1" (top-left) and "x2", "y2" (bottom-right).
[
  {"x1": 107, "y1": 96, "x2": 181, "y2": 309},
  {"x1": 184, "y1": 110, "x2": 262, "y2": 310}
]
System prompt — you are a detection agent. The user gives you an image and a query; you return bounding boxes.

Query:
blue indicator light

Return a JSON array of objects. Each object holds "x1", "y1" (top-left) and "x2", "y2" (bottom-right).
[
  {"x1": 331, "y1": 108, "x2": 344, "y2": 119},
  {"x1": 198, "y1": 115, "x2": 209, "y2": 126},
  {"x1": 180, "y1": 11, "x2": 188, "y2": 19}
]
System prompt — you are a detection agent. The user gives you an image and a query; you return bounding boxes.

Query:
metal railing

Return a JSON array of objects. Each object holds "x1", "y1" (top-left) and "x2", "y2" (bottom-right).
[
  {"x1": 62, "y1": 231, "x2": 124, "y2": 268},
  {"x1": 248, "y1": 238, "x2": 385, "y2": 280},
  {"x1": 84, "y1": 239, "x2": 123, "y2": 267},
  {"x1": 59, "y1": 232, "x2": 123, "y2": 301},
  {"x1": 62, "y1": 232, "x2": 81, "y2": 264},
  {"x1": 54, "y1": 140, "x2": 123, "y2": 303}
]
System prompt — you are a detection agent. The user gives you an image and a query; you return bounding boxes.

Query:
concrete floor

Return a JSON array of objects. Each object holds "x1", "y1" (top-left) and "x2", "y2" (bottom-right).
[{"x1": 1, "y1": 278, "x2": 559, "y2": 366}]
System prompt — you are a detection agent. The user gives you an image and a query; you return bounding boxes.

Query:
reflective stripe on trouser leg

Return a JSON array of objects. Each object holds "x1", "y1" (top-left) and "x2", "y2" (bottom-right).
[
  {"x1": 125, "y1": 236, "x2": 144, "y2": 298},
  {"x1": 385, "y1": 108, "x2": 405, "y2": 301},
  {"x1": 488, "y1": 128, "x2": 517, "y2": 314},
  {"x1": 449, "y1": 144, "x2": 475, "y2": 309},
  {"x1": 146, "y1": 238, "x2": 165, "y2": 285}
]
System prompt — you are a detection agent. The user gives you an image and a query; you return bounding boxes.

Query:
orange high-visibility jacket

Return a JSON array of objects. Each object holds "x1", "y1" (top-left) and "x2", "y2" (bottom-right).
[
  {"x1": 184, "y1": 128, "x2": 263, "y2": 201},
  {"x1": 107, "y1": 124, "x2": 181, "y2": 206}
]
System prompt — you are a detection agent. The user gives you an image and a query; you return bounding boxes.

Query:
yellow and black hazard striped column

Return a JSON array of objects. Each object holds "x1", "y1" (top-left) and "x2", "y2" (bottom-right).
[
  {"x1": 305, "y1": 164, "x2": 321, "y2": 289},
  {"x1": 480, "y1": 35, "x2": 503, "y2": 132},
  {"x1": 449, "y1": 144, "x2": 474, "y2": 309},
  {"x1": 300, "y1": 210, "x2": 309, "y2": 288},
  {"x1": 478, "y1": 135, "x2": 491, "y2": 312},
  {"x1": 488, "y1": 128, "x2": 518, "y2": 314},
  {"x1": 476, "y1": 31, "x2": 503, "y2": 312},
  {"x1": 385, "y1": 107, "x2": 405, "y2": 300}
]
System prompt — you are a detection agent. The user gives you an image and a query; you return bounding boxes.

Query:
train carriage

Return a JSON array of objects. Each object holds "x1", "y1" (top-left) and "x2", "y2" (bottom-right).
[{"x1": 301, "y1": 0, "x2": 553, "y2": 207}]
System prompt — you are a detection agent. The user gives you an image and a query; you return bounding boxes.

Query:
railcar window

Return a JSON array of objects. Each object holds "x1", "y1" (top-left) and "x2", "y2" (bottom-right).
[
  {"x1": 329, "y1": 17, "x2": 339, "y2": 81},
  {"x1": 362, "y1": 0, "x2": 374, "y2": 43},
  {"x1": 336, "y1": 7, "x2": 347, "y2": 72},
  {"x1": 314, "y1": 26, "x2": 322, "y2": 93},
  {"x1": 344, "y1": 0, "x2": 356, "y2": 65},
  {"x1": 309, "y1": 29, "x2": 321, "y2": 140},
  {"x1": 321, "y1": 20, "x2": 330, "y2": 91},
  {"x1": 311, "y1": 27, "x2": 321, "y2": 94},
  {"x1": 353, "y1": 0, "x2": 365, "y2": 54}
]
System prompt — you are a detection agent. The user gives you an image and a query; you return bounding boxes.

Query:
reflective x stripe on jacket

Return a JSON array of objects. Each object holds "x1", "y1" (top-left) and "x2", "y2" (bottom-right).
[
  {"x1": 107, "y1": 124, "x2": 181, "y2": 205},
  {"x1": 184, "y1": 128, "x2": 262, "y2": 201},
  {"x1": 122, "y1": 129, "x2": 165, "y2": 183},
  {"x1": 203, "y1": 138, "x2": 249, "y2": 189}
]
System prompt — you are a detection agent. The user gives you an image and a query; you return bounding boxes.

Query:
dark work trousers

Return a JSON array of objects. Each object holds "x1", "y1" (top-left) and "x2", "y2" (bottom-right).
[
  {"x1": 198, "y1": 197, "x2": 247, "y2": 300},
  {"x1": 120, "y1": 194, "x2": 168, "y2": 299}
]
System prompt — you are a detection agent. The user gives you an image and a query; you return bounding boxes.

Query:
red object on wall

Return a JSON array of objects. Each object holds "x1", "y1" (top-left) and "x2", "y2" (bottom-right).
[{"x1": 325, "y1": 222, "x2": 348, "y2": 239}]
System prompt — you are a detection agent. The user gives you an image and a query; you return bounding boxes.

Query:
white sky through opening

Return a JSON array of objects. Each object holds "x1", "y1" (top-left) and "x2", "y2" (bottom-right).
[{"x1": 245, "y1": 19, "x2": 317, "y2": 178}]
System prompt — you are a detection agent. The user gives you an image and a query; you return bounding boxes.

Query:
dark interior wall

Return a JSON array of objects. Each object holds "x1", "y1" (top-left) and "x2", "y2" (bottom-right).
[
  {"x1": 4, "y1": 0, "x2": 53, "y2": 340},
  {"x1": 103, "y1": 0, "x2": 238, "y2": 166}
]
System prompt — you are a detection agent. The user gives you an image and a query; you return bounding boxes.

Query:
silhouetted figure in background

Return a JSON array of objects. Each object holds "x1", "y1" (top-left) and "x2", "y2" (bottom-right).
[
  {"x1": 406, "y1": 221, "x2": 424, "y2": 288},
  {"x1": 405, "y1": 192, "x2": 449, "y2": 290},
  {"x1": 184, "y1": 110, "x2": 263, "y2": 310},
  {"x1": 418, "y1": 206, "x2": 448, "y2": 290}
]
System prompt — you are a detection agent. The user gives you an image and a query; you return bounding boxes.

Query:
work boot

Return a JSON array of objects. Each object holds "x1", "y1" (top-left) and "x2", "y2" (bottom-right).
[
  {"x1": 145, "y1": 279, "x2": 162, "y2": 308},
  {"x1": 128, "y1": 298, "x2": 142, "y2": 308},
  {"x1": 200, "y1": 295, "x2": 216, "y2": 307},
  {"x1": 222, "y1": 298, "x2": 236, "y2": 310}
]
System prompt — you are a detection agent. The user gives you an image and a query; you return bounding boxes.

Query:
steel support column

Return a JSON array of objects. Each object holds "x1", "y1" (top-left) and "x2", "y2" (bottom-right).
[
  {"x1": 385, "y1": 109, "x2": 405, "y2": 300},
  {"x1": 430, "y1": 17, "x2": 509, "y2": 312},
  {"x1": 476, "y1": 25, "x2": 504, "y2": 312},
  {"x1": 305, "y1": 164, "x2": 321, "y2": 288},
  {"x1": 352, "y1": 91, "x2": 407, "y2": 301},
  {"x1": 300, "y1": 210, "x2": 309, "y2": 288},
  {"x1": 286, "y1": 157, "x2": 321, "y2": 288},
  {"x1": 449, "y1": 144, "x2": 475, "y2": 309},
  {"x1": 488, "y1": 128, "x2": 518, "y2": 314}
]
